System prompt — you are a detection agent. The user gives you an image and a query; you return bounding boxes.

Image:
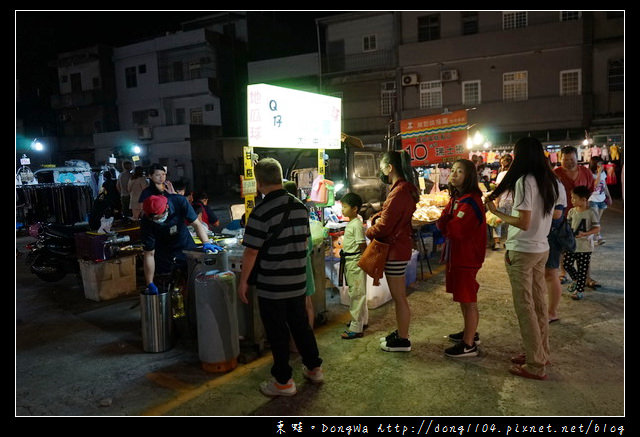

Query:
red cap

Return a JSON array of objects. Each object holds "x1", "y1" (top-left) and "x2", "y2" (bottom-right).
[{"x1": 143, "y1": 195, "x2": 168, "y2": 216}]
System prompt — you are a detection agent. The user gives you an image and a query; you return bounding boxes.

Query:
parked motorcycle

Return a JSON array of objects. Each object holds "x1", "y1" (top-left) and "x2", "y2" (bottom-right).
[
  {"x1": 25, "y1": 222, "x2": 136, "y2": 282},
  {"x1": 25, "y1": 222, "x2": 90, "y2": 282}
]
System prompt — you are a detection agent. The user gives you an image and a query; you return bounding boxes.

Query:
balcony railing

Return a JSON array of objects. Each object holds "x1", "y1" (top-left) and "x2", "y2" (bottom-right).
[{"x1": 323, "y1": 49, "x2": 395, "y2": 74}]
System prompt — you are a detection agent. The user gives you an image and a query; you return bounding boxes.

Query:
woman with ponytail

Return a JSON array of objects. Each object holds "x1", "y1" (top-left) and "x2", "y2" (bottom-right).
[
  {"x1": 367, "y1": 150, "x2": 419, "y2": 352},
  {"x1": 485, "y1": 137, "x2": 566, "y2": 380}
]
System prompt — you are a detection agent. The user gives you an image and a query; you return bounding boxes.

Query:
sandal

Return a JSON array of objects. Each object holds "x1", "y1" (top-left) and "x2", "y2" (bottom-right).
[
  {"x1": 509, "y1": 364, "x2": 548, "y2": 380},
  {"x1": 510, "y1": 353, "x2": 551, "y2": 366},
  {"x1": 341, "y1": 330, "x2": 363, "y2": 340},
  {"x1": 586, "y1": 280, "x2": 601, "y2": 289}
]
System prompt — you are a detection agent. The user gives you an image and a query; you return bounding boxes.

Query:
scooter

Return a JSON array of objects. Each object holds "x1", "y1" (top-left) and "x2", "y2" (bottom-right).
[
  {"x1": 25, "y1": 222, "x2": 90, "y2": 282},
  {"x1": 25, "y1": 222, "x2": 136, "y2": 282}
]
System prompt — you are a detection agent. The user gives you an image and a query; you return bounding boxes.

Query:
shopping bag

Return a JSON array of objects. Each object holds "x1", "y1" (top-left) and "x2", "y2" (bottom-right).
[
  {"x1": 310, "y1": 175, "x2": 328, "y2": 204},
  {"x1": 357, "y1": 239, "x2": 390, "y2": 286}
]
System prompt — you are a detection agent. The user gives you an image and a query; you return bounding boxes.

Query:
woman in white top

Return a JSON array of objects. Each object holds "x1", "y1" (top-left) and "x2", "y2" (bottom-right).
[
  {"x1": 588, "y1": 156, "x2": 611, "y2": 245},
  {"x1": 489, "y1": 154, "x2": 513, "y2": 250},
  {"x1": 486, "y1": 137, "x2": 565, "y2": 381}
]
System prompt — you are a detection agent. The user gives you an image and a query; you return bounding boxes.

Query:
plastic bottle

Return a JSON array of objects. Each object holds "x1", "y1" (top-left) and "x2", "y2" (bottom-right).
[{"x1": 171, "y1": 288, "x2": 185, "y2": 319}]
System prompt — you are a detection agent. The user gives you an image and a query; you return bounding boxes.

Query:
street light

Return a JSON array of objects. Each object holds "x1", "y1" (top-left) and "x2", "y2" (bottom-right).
[{"x1": 31, "y1": 138, "x2": 45, "y2": 152}]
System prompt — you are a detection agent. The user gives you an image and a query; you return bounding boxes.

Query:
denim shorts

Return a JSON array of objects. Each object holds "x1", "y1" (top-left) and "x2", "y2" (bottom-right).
[
  {"x1": 589, "y1": 201, "x2": 607, "y2": 210},
  {"x1": 545, "y1": 241, "x2": 562, "y2": 269}
]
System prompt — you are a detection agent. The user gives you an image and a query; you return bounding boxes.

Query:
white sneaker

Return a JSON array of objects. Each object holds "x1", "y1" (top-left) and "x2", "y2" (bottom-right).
[
  {"x1": 259, "y1": 378, "x2": 297, "y2": 397},
  {"x1": 302, "y1": 366, "x2": 324, "y2": 383}
]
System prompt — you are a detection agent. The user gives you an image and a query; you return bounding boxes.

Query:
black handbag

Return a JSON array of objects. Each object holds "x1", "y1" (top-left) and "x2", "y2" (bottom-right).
[{"x1": 548, "y1": 216, "x2": 576, "y2": 252}]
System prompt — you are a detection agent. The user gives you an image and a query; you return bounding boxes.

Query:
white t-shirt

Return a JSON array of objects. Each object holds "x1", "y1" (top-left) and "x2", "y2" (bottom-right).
[
  {"x1": 588, "y1": 171, "x2": 607, "y2": 203},
  {"x1": 506, "y1": 175, "x2": 566, "y2": 253}
]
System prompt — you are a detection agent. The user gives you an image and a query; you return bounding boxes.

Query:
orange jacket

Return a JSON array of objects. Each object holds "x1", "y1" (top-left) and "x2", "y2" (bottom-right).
[{"x1": 365, "y1": 179, "x2": 418, "y2": 261}]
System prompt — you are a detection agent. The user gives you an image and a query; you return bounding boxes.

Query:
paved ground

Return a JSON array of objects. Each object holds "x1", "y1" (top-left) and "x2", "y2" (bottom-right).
[{"x1": 15, "y1": 199, "x2": 625, "y2": 426}]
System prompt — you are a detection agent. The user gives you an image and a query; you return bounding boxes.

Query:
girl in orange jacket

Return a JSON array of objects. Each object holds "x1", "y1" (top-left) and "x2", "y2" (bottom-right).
[{"x1": 367, "y1": 151, "x2": 419, "y2": 352}]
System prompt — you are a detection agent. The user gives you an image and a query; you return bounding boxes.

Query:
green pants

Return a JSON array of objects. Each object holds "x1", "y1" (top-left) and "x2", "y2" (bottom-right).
[{"x1": 344, "y1": 257, "x2": 368, "y2": 333}]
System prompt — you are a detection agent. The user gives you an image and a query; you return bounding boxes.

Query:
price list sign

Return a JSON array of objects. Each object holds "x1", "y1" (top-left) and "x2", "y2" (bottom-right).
[
  {"x1": 400, "y1": 110, "x2": 468, "y2": 166},
  {"x1": 247, "y1": 84, "x2": 342, "y2": 150}
]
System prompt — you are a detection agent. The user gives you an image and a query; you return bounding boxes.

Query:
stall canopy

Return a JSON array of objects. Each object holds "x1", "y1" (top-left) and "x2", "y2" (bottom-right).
[{"x1": 400, "y1": 110, "x2": 468, "y2": 166}]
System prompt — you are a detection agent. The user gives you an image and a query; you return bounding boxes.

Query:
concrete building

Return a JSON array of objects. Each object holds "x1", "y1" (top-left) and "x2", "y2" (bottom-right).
[
  {"x1": 93, "y1": 13, "x2": 248, "y2": 195},
  {"x1": 49, "y1": 44, "x2": 119, "y2": 164},
  {"x1": 316, "y1": 11, "x2": 624, "y2": 150}
]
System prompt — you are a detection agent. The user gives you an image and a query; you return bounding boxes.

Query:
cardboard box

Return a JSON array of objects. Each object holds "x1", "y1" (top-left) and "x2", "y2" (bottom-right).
[{"x1": 78, "y1": 255, "x2": 137, "y2": 301}]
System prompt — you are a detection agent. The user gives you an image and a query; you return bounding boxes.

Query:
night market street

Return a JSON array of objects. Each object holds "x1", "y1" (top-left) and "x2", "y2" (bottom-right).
[{"x1": 15, "y1": 198, "x2": 624, "y2": 418}]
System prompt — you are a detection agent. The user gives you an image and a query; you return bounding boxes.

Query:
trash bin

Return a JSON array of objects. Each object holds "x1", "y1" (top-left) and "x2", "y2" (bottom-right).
[
  {"x1": 140, "y1": 290, "x2": 174, "y2": 353},
  {"x1": 195, "y1": 270, "x2": 240, "y2": 372}
]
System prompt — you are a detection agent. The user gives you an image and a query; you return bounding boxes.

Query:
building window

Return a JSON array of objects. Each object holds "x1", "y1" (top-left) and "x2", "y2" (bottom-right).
[
  {"x1": 503, "y1": 11, "x2": 527, "y2": 30},
  {"x1": 125, "y1": 66, "x2": 137, "y2": 88},
  {"x1": 190, "y1": 108, "x2": 203, "y2": 125},
  {"x1": 503, "y1": 71, "x2": 528, "y2": 102},
  {"x1": 138, "y1": 64, "x2": 147, "y2": 74},
  {"x1": 461, "y1": 11, "x2": 479, "y2": 35},
  {"x1": 560, "y1": 69, "x2": 581, "y2": 95},
  {"x1": 560, "y1": 11, "x2": 581, "y2": 21},
  {"x1": 419, "y1": 80, "x2": 442, "y2": 109},
  {"x1": 176, "y1": 108, "x2": 186, "y2": 125},
  {"x1": 380, "y1": 81, "x2": 396, "y2": 116},
  {"x1": 462, "y1": 80, "x2": 481, "y2": 105},
  {"x1": 363, "y1": 34, "x2": 377, "y2": 52},
  {"x1": 132, "y1": 110, "x2": 148, "y2": 126},
  {"x1": 608, "y1": 58, "x2": 623, "y2": 91},
  {"x1": 418, "y1": 14, "x2": 440, "y2": 42}
]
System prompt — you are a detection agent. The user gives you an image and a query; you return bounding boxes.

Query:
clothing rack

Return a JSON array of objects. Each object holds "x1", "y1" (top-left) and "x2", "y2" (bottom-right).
[{"x1": 16, "y1": 183, "x2": 94, "y2": 226}]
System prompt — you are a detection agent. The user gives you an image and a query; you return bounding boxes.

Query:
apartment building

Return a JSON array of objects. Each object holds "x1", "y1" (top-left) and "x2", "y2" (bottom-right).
[
  {"x1": 49, "y1": 45, "x2": 119, "y2": 163},
  {"x1": 316, "y1": 11, "x2": 624, "y2": 149},
  {"x1": 93, "y1": 12, "x2": 248, "y2": 194}
]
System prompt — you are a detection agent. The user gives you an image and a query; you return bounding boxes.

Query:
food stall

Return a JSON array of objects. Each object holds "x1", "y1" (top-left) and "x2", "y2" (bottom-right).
[{"x1": 209, "y1": 84, "x2": 343, "y2": 348}]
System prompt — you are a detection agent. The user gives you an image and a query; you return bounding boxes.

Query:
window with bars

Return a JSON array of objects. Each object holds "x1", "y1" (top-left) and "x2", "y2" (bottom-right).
[
  {"x1": 503, "y1": 11, "x2": 527, "y2": 30},
  {"x1": 190, "y1": 108, "x2": 203, "y2": 125},
  {"x1": 381, "y1": 82, "x2": 396, "y2": 116},
  {"x1": 560, "y1": 11, "x2": 581, "y2": 21},
  {"x1": 560, "y1": 69, "x2": 581, "y2": 95},
  {"x1": 608, "y1": 58, "x2": 623, "y2": 91},
  {"x1": 461, "y1": 11, "x2": 479, "y2": 35},
  {"x1": 462, "y1": 80, "x2": 481, "y2": 105},
  {"x1": 419, "y1": 81, "x2": 442, "y2": 109},
  {"x1": 418, "y1": 14, "x2": 440, "y2": 41},
  {"x1": 503, "y1": 71, "x2": 528, "y2": 102},
  {"x1": 363, "y1": 34, "x2": 377, "y2": 52}
]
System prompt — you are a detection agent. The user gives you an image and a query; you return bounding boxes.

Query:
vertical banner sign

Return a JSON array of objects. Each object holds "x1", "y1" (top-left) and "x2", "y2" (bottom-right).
[
  {"x1": 317, "y1": 149, "x2": 325, "y2": 175},
  {"x1": 242, "y1": 146, "x2": 256, "y2": 217},
  {"x1": 400, "y1": 110, "x2": 468, "y2": 166}
]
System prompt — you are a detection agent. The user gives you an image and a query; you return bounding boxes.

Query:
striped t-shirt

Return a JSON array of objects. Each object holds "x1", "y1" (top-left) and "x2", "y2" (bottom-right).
[{"x1": 242, "y1": 189, "x2": 310, "y2": 299}]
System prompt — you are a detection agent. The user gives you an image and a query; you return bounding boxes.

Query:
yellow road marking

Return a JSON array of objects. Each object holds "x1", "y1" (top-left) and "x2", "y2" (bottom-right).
[{"x1": 142, "y1": 262, "x2": 444, "y2": 416}]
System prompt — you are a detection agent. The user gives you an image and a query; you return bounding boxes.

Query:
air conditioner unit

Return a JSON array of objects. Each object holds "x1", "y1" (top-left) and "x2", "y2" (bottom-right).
[
  {"x1": 440, "y1": 69, "x2": 459, "y2": 82},
  {"x1": 402, "y1": 73, "x2": 419, "y2": 86},
  {"x1": 138, "y1": 126, "x2": 153, "y2": 140}
]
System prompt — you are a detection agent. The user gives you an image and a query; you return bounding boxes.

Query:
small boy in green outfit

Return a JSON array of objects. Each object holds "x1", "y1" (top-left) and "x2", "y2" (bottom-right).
[{"x1": 340, "y1": 193, "x2": 368, "y2": 339}]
